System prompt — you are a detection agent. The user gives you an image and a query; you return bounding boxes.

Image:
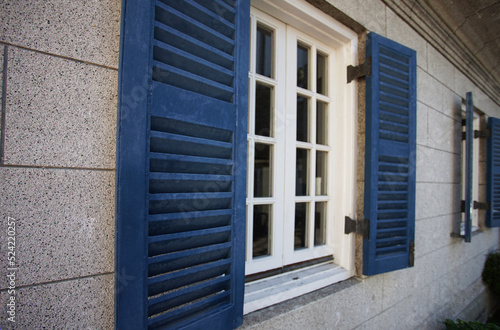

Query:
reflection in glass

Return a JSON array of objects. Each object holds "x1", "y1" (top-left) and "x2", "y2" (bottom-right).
[
  {"x1": 316, "y1": 151, "x2": 327, "y2": 195},
  {"x1": 296, "y1": 148, "x2": 309, "y2": 196},
  {"x1": 316, "y1": 101, "x2": 327, "y2": 145},
  {"x1": 295, "y1": 203, "x2": 308, "y2": 250},
  {"x1": 255, "y1": 84, "x2": 272, "y2": 137},
  {"x1": 256, "y1": 26, "x2": 272, "y2": 77},
  {"x1": 297, "y1": 44, "x2": 309, "y2": 89},
  {"x1": 297, "y1": 96, "x2": 309, "y2": 142},
  {"x1": 254, "y1": 143, "x2": 272, "y2": 197},
  {"x1": 314, "y1": 202, "x2": 326, "y2": 246},
  {"x1": 253, "y1": 204, "x2": 271, "y2": 258},
  {"x1": 317, "y1": 53, "x2": 327, "y2": 95}
]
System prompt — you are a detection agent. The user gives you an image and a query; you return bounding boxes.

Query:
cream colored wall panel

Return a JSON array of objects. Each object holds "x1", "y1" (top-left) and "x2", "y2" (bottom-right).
[
  {"x1": 0, "y1": 0, "x2": 121, "y2": 68},
  {"x1": 0, "y1": 167, "x2": 114, "y2": 288},
  {"x1": 326, "y1": 0, "x2": 386, "y2": 34},
  {"x1": 387, "y1": 9, "x2": 428, "y2": 71},
  {"x1": 4, "y1": 47, "x2": 117, "y2": 169},
  {"x1": 0, "y1": 275, "x2": 113, "y2": 329}
]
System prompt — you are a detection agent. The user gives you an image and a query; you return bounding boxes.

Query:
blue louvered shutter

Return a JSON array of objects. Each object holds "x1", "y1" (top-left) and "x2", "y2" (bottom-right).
[
  {"x1": 363, "y1": 32, "x2": 417, "y2": 276},
  {"x1": 116, "y1": 0, "x2": 249, "y2": 329},
  {"x1": 486, "y1": 117, "x2": 500, "y2": 228},
  {"x1": 463, "y1": 92, "x2": 474, "y2": 241}
]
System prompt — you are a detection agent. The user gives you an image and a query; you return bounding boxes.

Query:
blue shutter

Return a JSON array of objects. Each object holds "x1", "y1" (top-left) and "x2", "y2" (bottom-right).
[
  {"x1": 363, "y1": 32, "x2": 417, "y2": 276},
  {"x1": 115, "y1": 0, "x2": 249, "y2": 329},
  {"x1": 486, "y1": 117, "x2": 500, "y2": 228},
  {"x1": 463, "y1": 92, "x2": 474, "y2": 241}
]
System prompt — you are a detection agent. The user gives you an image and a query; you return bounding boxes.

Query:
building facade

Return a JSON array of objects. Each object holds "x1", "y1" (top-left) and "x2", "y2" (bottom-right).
[{"x1": 0, "y1": 0, "x2": 499, "y2": 329}]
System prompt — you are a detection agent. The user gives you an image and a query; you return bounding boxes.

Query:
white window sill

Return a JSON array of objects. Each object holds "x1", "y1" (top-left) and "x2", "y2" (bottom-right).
[{"x1": 243, "y1": 261, "x2": 351, "y2": 315}]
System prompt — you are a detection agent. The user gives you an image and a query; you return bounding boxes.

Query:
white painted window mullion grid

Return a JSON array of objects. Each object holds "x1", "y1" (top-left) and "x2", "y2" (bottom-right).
[{"x1": 246, "y1": 2, "x2": 358, "y2": 276}]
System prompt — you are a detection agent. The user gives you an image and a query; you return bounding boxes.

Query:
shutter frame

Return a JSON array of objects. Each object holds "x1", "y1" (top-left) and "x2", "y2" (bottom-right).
[
  {"x1": 363, "y1": 32, "x2": 417, "y2": 276},
  {"x1": 464, "y1": 92, "x2": 474, "y2": 241},
  {"x1": 486, "y1": 117, "x2": 500, "y2": 228},
  {"x1": 116, "y1": 0, "x2": 249, "y2": 328}
]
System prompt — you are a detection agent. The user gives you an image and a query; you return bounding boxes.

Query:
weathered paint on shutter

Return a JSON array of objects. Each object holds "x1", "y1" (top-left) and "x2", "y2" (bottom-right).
[
  {"x1": 464, "y1": 92, "x2": 474, "y2": 241},
  {"x1": 363, "y1": 32, "x2": 417, "y2": 276},
  {"x1": 486, "y1": 117, "x2": 500, "y2": 228},
  {"x1": 116, "y1": 0, "x2": 249, "y2": 328}
]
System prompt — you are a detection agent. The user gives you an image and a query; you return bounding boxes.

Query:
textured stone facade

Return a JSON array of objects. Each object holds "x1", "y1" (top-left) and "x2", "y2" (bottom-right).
[{"x1": 0, "y1": 0, "x2": 498, "y2": 328}]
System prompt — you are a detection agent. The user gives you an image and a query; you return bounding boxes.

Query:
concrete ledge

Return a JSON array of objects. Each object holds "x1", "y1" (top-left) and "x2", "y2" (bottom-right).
[{"x1": 242, "y1": 277, "x2": 362, "y2": 329}]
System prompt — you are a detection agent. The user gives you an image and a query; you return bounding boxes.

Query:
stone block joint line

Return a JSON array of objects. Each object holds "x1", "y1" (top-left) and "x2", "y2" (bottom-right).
[{"x1": 0, "y1": 45, "x2": 7, "y2": 165}]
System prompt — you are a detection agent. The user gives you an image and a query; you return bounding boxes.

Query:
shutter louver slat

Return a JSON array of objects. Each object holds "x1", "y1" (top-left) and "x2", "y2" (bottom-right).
[
  {"x1": 148, "y1": 258, "x2": 232, "y2": 292},
  {"x1": 153, "y1": 0, "x2": 237, "y2": 103},
  {"x1": 363, "y1": 32, "x2": 416, "y2": 276},
  {"x1": 153, "y1": 40, "x2": 235, "y2": 86},
  {"x1": 147, "y1": 292, "x2": 231, "y2": 329},
  {"x1": 148, "y1": 275, "x2": 231, "y2": 316},
  {"x1": 154, "y1": 22, "x2": 234, "y2": 70},
  {"x1": 152, "y1": 62, "x2": 235, "y2": 102},
  {"x1": 155, "y1": 2, "x2": 235, "y2": 48},
  {"x1": 159, "y1": 0, "x2": 236, "y2": 37},
  {"x1": 487, "y1": 118, "x2": 500, "y2": 227}
]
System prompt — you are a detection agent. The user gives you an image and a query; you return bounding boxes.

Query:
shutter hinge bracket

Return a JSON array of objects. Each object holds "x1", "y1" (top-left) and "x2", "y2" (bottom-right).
[
  {"x1": 344, "y1": 216, "x2": 369, "y2": 239},
  {"x1": 462, "y1": 200, "x2": 490, "y2": 211},
  {"x1": 474, "y1": 201, "x2": 490, "y2": 210},
  {"x1": 409, "y1": 240, "x2": 415, "y2": 267},
  {"x1": 474, "y1": 129, "x2": 491, "y2": 139},
  {"x1": 347, "y1": 57, "x2": 372, "y2": 83}
]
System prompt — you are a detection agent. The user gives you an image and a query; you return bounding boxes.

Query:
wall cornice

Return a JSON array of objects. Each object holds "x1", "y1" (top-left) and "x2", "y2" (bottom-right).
[{"x1": 382, "y1": 0, "x2": 500, "y2": 107}]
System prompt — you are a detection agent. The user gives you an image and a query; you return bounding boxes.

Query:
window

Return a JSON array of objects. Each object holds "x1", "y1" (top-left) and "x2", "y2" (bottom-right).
[
  {"x1": 246, "y1": 9, "x2": 337, "y2": 274},
  {"x1": 245, "y1": 2, "x2": 358, "y2": 281},
  {"x1": 116, "y1": 0, "x2": 417, "y2": 326}
]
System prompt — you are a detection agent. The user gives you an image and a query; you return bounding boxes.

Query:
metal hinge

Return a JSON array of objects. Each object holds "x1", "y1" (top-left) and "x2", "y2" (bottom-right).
[
  {"x1": 474, "y1": 129, "x2": 491, "y2": 139},
  {"x1": 473, "y1": 201, "x2": 490, "y2": 210},
  {"x1": 462, "y1": 200, "x2": 490, "y2": 211},
  {"x1": 347, "y1": 57, "x2": 372, "y2": 83},
  {"x1": 409, "y1": 240, "x2": 415, "y2": 267},
  {"x1": 344, "y1": 216, "x2": 369, "y2": 239}
]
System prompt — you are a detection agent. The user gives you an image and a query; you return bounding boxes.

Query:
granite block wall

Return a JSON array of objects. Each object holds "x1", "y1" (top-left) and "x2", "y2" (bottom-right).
[
  {"x1": 0, "y1": 0, "x2": 497, "y2": 328},
  {"x1": 0, "y1": 0, "x2": 120, "y2": 328}
]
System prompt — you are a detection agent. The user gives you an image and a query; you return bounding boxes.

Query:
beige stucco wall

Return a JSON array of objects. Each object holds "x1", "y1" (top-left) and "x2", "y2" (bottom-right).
[{"x1": 0, "y1": 0, "x2": 498, "y2": 329}]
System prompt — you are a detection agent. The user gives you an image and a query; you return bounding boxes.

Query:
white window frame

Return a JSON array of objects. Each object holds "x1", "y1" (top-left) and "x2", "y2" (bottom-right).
[
  {"x1": 244, "y1": 0, "x2": 359, "y2": 313},
  {"x1": 282, "y1": 25, "x2": 336, "y2": 265}
]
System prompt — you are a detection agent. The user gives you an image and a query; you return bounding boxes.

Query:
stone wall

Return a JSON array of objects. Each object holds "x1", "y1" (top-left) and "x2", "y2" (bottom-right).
[
  {"x1": 0, "y1": 0, "x2": 498, "y2": 329},
  {"x1": 0, "y1": 0, "x2": 120, "y2": 328}
]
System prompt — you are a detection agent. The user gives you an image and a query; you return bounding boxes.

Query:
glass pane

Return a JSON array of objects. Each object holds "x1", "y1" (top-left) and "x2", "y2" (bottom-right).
[
  {"x1": 296, "y1": 148, "x2": 309, "y2": 196},
  {"x1": 297, "y1": 96, "x2": 309, "y2": 142},
  {"x1": 314, "y1": 202, "x2": 326, "y2": 246},
  {"x1": 316, "y1": 101, "x2": 327, "y2": 145},
  {"x1": 294, "y1": 203, "x2": 308, "y2": 250},
  {"x1": 254, "y1": 143, "x2": 272, "y2": 197},
  {"x1": 316, "y1": 52, "x2": 327, "y2": 95},
  {"x1": 256, "y1": 25, "x2": 272, "y2": 77},
  {"x1": 316, "y1": 151, "x2": 327, "y2": 195},
  {"x1": 253, "y1": 204, "x2": 271, "y2": 258},
  {"x1": 297, "y1": 44, "x2": 309, "y2": 89},
  {"x1": 255, "y1": 83, "x2": 272, "y2": 137}
]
